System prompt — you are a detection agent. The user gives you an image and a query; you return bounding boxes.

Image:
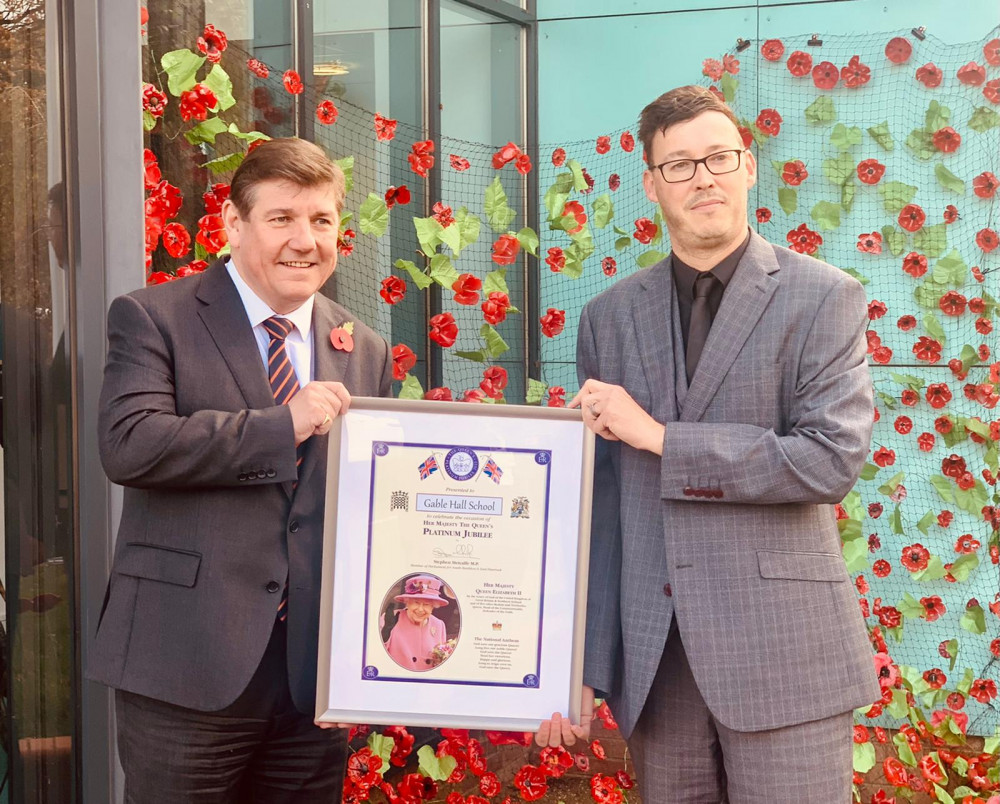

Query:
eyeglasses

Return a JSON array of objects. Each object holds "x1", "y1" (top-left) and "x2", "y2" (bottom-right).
[{"x1": 650, "y1": 149, "x2": 747, "y2": 183}]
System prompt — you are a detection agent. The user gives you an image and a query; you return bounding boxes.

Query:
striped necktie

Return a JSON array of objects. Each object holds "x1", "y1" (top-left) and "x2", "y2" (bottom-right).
[{"x1": 263, "y1": 315, "x2": 300, "y2": 622}]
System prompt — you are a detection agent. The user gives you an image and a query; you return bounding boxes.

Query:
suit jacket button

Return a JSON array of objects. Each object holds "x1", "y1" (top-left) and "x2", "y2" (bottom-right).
[
  {"x1": 289, "y1": 521, "x2": 300, "y2": 533},
  {"x1": 238, "y1": 473, "x2": 248, "y2": 482},
  {"x1": 265, "y1": 581, "x2": 280, "y2": 593},
  {"x1": 266, "y1": 468, "x2": 277, "y2": 478},
  {"x1": 663, "y1": 583, "x2": 672, "y2": 597}
]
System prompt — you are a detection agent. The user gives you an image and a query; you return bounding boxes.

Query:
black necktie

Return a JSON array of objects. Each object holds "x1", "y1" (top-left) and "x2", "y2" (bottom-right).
[{"x1": 686, "y1": 273, "x2": 717, "y2": 382}]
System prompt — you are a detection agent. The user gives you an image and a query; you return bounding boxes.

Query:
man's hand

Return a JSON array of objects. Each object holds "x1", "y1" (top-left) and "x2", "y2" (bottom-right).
[
  {"x1": 316, "y1": 721, "x2": 353, "y2": 730},
  {"x1": 534, "y1": 685, "x2": 595, "y2": 748},
  {"x1": 287, "y1": 381, "x2": 351, "y2": 445},
  {"x1": 570, "y1": 380, "x2": 665, "y2": 455}
]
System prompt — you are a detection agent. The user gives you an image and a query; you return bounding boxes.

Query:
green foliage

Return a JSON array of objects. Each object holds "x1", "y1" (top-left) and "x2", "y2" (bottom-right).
[
  {"x1": 202, "y1": 64, "x2": 236, "y2": 112},
  {"x1": 810, "y1": 201, "x2": 841, "y2": 231},
  {"x1": 161, "y1": 49, "x2": 205, "y2": 95},
  {"x1": 359, "y1": 193, "x2": 389, "y2": 237},
  {"x1": 417, "y1": 745, "x2": 457, "y2": 781},
  {"x1": 591, "y1": 194, "x2": 614, "y2": 229},
  {"x1": 778, "y1": 187, "x2": 798, "y2": 215},
  {"x1": 830, "y1": 123, "x2": 862, "y2": 150},
  {"x1": 804, "y1": 96, "x2": 836, "y2": 125},
  {"x1": 395, "y1": 259, "x2": 433, "y2": 291},
  {"x1": 878, "y1": 181, "x2": 918, "y2": 214},
  {"x1": 935, "y1": 163, "x2": 965, "y2": 194},
  {"x1": 525, "y1": 378, "x2": 548, "y2": 405},
  {"x1": 867, "y1": 121, "x2": 895, "y2": 150},
  {"x1": 485, "y1": 177, "x2": 517, "y2": 232},
  {"x1": 913, "y1": 223, "x2": 948, "y2": 259},
  {"x1": 184, "y1": 117, "x2": 227, "y2": 146}
]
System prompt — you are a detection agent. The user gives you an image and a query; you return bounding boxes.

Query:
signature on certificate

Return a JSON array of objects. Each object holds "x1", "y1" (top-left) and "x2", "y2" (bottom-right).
[{"x1": 433, "y1": 542, "x2": 476, "y2": 558}]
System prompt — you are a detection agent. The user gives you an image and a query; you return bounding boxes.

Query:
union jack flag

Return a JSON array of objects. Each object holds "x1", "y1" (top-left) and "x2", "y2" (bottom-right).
[
  {"x1": 418, "y1": 455, "x2": 438, "y2": 480},
  {"x1": 483, "y1": 458, "x2": 502, "y2": 483}
]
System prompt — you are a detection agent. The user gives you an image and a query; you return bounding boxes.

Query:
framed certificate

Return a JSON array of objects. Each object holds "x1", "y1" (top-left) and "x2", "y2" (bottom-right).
[{"x1": 315, "y1": 397, "x2": 594, "y2": 731}]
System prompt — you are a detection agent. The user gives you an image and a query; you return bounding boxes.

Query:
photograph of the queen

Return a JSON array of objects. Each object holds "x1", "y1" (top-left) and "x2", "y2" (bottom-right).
[{"x1": 381, "y1": 574, "x2": 460, "y2": 672}]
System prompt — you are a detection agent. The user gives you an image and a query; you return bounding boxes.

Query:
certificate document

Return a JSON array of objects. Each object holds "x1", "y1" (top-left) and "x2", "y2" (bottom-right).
[{"x1": 316, "y1": 398, "x2": 594, "y2": 731}]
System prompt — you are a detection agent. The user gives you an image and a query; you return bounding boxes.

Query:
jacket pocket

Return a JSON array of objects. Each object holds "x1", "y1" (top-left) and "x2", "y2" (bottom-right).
[
  {"x1": 757, "y1": 549, "x2": 846, "y2": 582},
  {"x1": 116, "y1": 542, "x2": 202, "y2": 587}
]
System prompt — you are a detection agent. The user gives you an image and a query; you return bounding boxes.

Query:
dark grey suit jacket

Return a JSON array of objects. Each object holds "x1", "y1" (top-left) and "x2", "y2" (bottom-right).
[
  {"x1": 89, "y1": 261, "x2": 392, "y2": 713},
  {"x1": 579, "y1": 230, "x2": 880, "y2": 738}
]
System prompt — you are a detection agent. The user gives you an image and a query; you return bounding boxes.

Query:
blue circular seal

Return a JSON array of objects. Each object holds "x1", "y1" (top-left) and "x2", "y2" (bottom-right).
[
  {"x1": 444, "y1": 448, "x2": 479, "y2": 481},
  {"x1": 523, "y1": 674, "x2": 539, "y2": 688},
  {"x1": 373, "y1": 442, "x2": 389, "y2": 457},
  {"x1": 534, "y1": 451, "x2": 551, "y2": 465},
  {"x1": 362, "y1": 665, "x2": 379, "y2": 680}
]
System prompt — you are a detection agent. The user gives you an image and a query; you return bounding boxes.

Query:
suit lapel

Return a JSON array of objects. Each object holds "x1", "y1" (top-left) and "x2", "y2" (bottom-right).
[
  {"x1": 634, "y1": 260, "x2": 679, "y2": 422},
  {"x1": 680, "y1": 232, "x2": 780, "y2": 423}
]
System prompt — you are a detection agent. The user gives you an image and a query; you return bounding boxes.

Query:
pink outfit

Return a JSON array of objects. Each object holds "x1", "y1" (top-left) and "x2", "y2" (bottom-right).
[{"x1": 384, "y1": 610, "x2": 447, "y2": 671}]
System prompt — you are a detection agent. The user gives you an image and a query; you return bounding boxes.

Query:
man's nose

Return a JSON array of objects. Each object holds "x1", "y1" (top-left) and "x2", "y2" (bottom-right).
[
  {"x1": 288, "y1": 220, "x2": 316, "y2": 251},
  {"x1": 691, "y1": 161, "x2": 717, "y2": 189}
]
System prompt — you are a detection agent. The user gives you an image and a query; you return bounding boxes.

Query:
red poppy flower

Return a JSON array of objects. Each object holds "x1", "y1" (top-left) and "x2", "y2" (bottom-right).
[
  {"x1": 142, "y1": 83, "x2": 168, "y2": 118},
  {"x1": 955, "y1": 534, "x2": 981, "y2": 554},
  {"x1": 985, "y1": 38, "x2": 1000, "y2": 66},
  {"x1": 897, "y1": 314, "x2": 917, "y2": 330},
  {"x1": 943, "y1": 204, "x2": 960, "y2": 224},
  {"x1": 282, "y1": 70, "x2": 304, "y2": 95},
  {"x1": 562, "y1": 201, "x2": 587, "y2": 234},
  {"x1": 143, "y1": 149, "x2": 161, "y2": 189},
  {"x1": 608, "y1": 173, "x2": 620, "y2": 191},
  {"x1": 201, "y1": 183, "x2": 229, "y2": 215},
  {"x1": 867, "y1": 300, "x2": 887, "y2": 321},
  {"x1": 761, "y1": 39, "x2": 785, "y2": 61},
  {"x1": 922, "y1": 668, "x2": 947, "y2": 689},
  {"x1": 545, "y1": 247, "x2": 565, "y2": 273},
  {"x1": 857, "y1": 231, "x2": 883, "y2": 254},
  {"x1": 391, "y1": 343, "x2": 417, "y2": 381},
  {"x1": 491, "y1": 234, "x2": 520, "y2": 266},
  {"x1": 977, "y1": 228, "x2": 999, "y2": 252},
  {"x1": 374, "y1": 113, "x2": 397, "y2": 141},
  {"x1": 872, "y1": 446, "x2": 895, "y2": 467},
  {"x1": 883, "y1": 757, "x2": 908, "y2": 787},
  {"x1": 478, "y1": 772, "x2": 501, "y2": 798},
  {"x1": 926, "y1": 383, "x2": 953, "y2": 408},
  {"x1": 176, "y1": 260, "x2": 208, "y2": 278},
  {"x1": 786, "y1": 50, "x2": 812, "y2": 77},
  {"x1": 976, "y1": 317, "x2": 993, "y2": 335},
  {"x1": 902, "y1": 252, "x2": 927, "y2": 277},
  {"x1": 702, "y1": 58, "x2": 724, "y2": 81},
  {"x1": 865, "y1": 329, "x2": 881, "y2": 353},
  {"x1": 949, "y1": 358, "x2": 968, "y2": 380},
  {"x1": 872, "y1": 559, "x2": 891, "y2": 578},
  {"x1": 901, "y1": 543, "x2": 931, "y2": 572},
  {"x1": 755, "y1": 108, "x2": 783, "y2": 136},
  {"x1": 919, "y1": 754, "x2": 944, "y2": 784},
  {"x1": 898, "y1": 203, "x2": 926, "y2": 232},
  {"x1": 871, "y1": 347, "x2": 891, "y2": 366},
  {"x1": 921, "y1": 596, "x2": 946, "y2": 621},
  {"x1": 452, "y1": 273, "x2": 482, "y2": 305},
  {"x1": 633, "y1": 217, "x2": 658, "y2": 245},
  {"x1": 602, "y1": 257, "x2": 617, "y2": 277},
  {"x1": 932, "y1": 126, "x2": 961, "y2": 153},
  {"x1": 432, "y1": 201, "x2": 454, "y2": 228},
  {"x1": 551, "y1": 147, "x2": 567, "y2": 167},
  {"x1": 492, "y1": 141, "x2": 521, "y2": 169},
  {"x1": 853, "y1": 724, "x2": 869, "y2": 744},
  {"x1": 894, "y1": 416, "x2": 912, "y2": 435},
  {"x1": 737, "y1": 125, "x2": 753, "y2": 149},
  {"x1": 384, "y1": 185, "x2": 411, "y2": 209},
  {"x1": 620, "y1": 131, "x2": 635, "y2": 152},
  {"x1": 480, "y1": 366, "x2": 508, "y2": 400},
  {"x1": 856, "y1": 159, "x2": 885, "y2": 184},
  {"x1": 918, "y1": 432, "x2": 936, "y2": 451},
  {"x1": 196, "y1": 24, "x2": 228, "y2": 63},
  {"x1": 885, "y1": 36, "x2": 912, "y2": 64},
  {"x1": 595, "y1": 136, "x2": 611, "y2": 155},
  {"x1": 337, "y1": 228, "x2": 355, "y2": 257},
  {"x1": 973, "y1": 171, "x2": 998, "y2": 199},
  {"x1": 195, "y1": 214, "x2": 227, "y2": 254},
  {"x1": 408, "y1": 140, "x2": 435, "y2": 177},
  {"x1": 247, "y1": 57, "x2": 269, "y2": 78},
  {"x1": 429, "y1": 313, "x2": 458, "y2": 348},
  {"x1": 538, "y1": 745, "x2": 573, "y2": 778},
  {"x1": 781, "y1": 160, "x2": 808, "y2": 186},
  {"x1": 515, "y1": 153, "x2": 532, "y2": 175},
  {"x1": 540, "y1": 308, "x2": 566, "y2": 338},
  {"x1": 916, "y1": 62, "x2": 943, "y2": 88},
  {"x1": 755, "y1": 207, "x2": 771, "y2": 223},
  {"x1": 481, "y1": 291, "x2": 510, "y2": 326},
  {"x1": 316, "y1": 100, "x2": 338, "y2": 125},
  {"x1": 841, "y1": 55, "x2": 871, "y2": 88},
  {"x1": 547, "y1": 387, "x2": 566, "y2": 408},
  {"x1": 380, "y1": 276, "x2": 406, "y2": 305},
  {"x1": 938, "y1": 291, "x2": 966, "y2": 316},
  {"x1": 178, "y1": 83, "x2": 218, "y2": 121},
  {"x1": 513, "y1": 765, "x2": 548, "y2": 802},
  {"x1": 957, "y1": 61, "x2": 987, "y2": 86},
  {"x1": 913, "y1": 336, "x2": 942, "y2": 363},
  {"x1": 786, "y1": 223, "x2": 822, "y2": 255},
  {"x1": 161, "y1": 222, "x2": 191, "y2": 258},
  {"x1": 448, "y1": 154, "x2": 471, "y2": 172},
  {"x1": 970, "y1": 679, "x2": 998, "y2": 704},
  {"x1": 985, "y1": 78, "x2": 1000, "y2": 104},
  {"x1": 811, "y1": 61, "x2": 839, "y2": 89}
]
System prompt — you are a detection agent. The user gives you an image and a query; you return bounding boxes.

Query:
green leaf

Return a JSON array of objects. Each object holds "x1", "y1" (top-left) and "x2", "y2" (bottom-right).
[
  {"x1": 842, "y1": 537, "x2": 868, "y2": 573},
  {"x1": 822, "y1": 153, "x2": 854, "y2": 187},
  {"x1": 161, "y1": 49, "x2": 205, "y2": 96},
  {"x1": 225, "y1": 123, "x2": 269, "y2": 143},
  {"x1": 954, "y1": 480, "x2": 988, "y2": 516},
  {"x1": 964, "y1": 412, "x2": 990, "y2": 435},
  {"x1": 961, "y1": 603, "x2": 986, "y2": 634},
  {"x1": 877, "y1": 471, "x2": 905, "y2": 496},
  {"x1": 932, "y1": 249, "x2": 967, "y2": 286},
  {"x1": 368, "y1": 733, "x2": 395, "y2": 766},
  {"x1": 929, "y1": 475, "x2": 955, "y2": 503},
  {"x1": 334, "y1": 156, "x2": 354, "y2": 194},
  {"x1": 184, "y1": 117, "x2": 228, "y2": 145},
  {"x1": 567, "y1": 159, "x2": 589, "y2": 192},
  {"x1": 933, "y1": 784, "x2": 955, "y2": 804},
  {"x1": 916, "y1": 510, "x2": 936, "y2": 534},
  {"x1": 859, "y1": 463, "x2": 880, "y2": 481},
  {"x1": 949, "y1": 553, "x2": 979, "y2": 583},
  {"x1": 886, "y1": 687, "x2": 909, "y2": 718},
  {"x1": 867, "y1": 121, "x2": 895, "y2": 151},
  {"x1": 562, "y1": 256, "x2": 584, "y2": 280},
  {"x1": 614, "y1": 236, "x2": 632, "y2": 252},
  {"x1": 414, "y1": 216, "x2": 444, "y2": 256},
  {"x1": 905, "y1": 129, "x2": 936, "y2": 160},
  {"x1": 914, "y1": 223, "x2": 948, "y2": 259},
  {"x1": 892, "y1": 732, "x2": 916, "y2": 767},
  {"x1": 984, "y1": 731, "x2": 1000, "y2": 755},
  {"x1": 428, "y1": 253, "x2": 460, "y2": 289},
  {"x1": 810, "y1": 201, "x2": 842, "y2": 231},
  {"x1": 543, "y1": 173, "x2": 574, "y2": 221},
  {"x1": 840, "y1": 267, "x2": 868, "y2": 285},
  {"x1": 890, "y1": 505, "x2": 904, "y2": 535},
  {"x1": 911, "y1": 555, "x2": 947, "y2": 582},
  {"x1": 804, "y1": 96, "x2": 836, "y2": 125},
  {"x1": 831, "y1": 123, "x2": 862, "y2": 151},
  {"x1": 942, "y1": 638, "x2": 959, "y2": 671},
  {"x1": 359, "y1": 193, "x2": 389, "y2": 237},
  {"x1": 841, "y1": 180, "x2": 856, "y2": 213},
  {"x1": 838, "y1": 518, "x2": 861, "y2": 543},
  {"x1": 880, "y1": 226, "x2": 906, "y2": 257},
  {"x1": 202, "y1": 63, "x2": 236, "y2": 112},
  {"x1": 525, "y1": 378, "x2": 547, "y2": 405},
  {"x1": 394, "y1": 259, "x2": 433, "y2": 291},
  {"x1": 852, "y1": 741, "x2": 876, "y2": 773},
  {"x1": 481, "y1": 324, "x2": 510, "y2": 359},
  {"x1": 898, "y1": 593, "x2": 925, "y2": 620},
  {"x1": 969, "y1": 106, "x2": 1000, "y2": 132},
  {"x1": 453, "y1": 209, "x2": 481, "y2": 255},
  {"x1": 914, "y1": 277, "x2": 951, "y2": 310},
  {"x1": 483, "y1": 267, "x2": 510, "y2": 297},
  {"x1": 637, "y1": 250, "x2": 668, "y2": 268},
  {"x1": 591, "y1": 194, "x2": 614, "y2": 229},
  {"x1": 720, "y1": 72, "x2": 738, "y2": 103},
  {"x1": 202, "y1": 151, "x2": 244, "y2": 174},
  {"x1": 516, "y1": 226, "x2": 539, "y2": 256},
  {"x1": 417, "y1": 745, "x2": 457, "y2": 781},
  {"x1": 143, "y1": 110, "x2": 157, "y2": 132},
  {"x1": 878, "y1": 181, "x2": 918, "y2": 214},
  {"x1": 925, "y1": 100, "x2": 951, "y2": 131},
  {"x1": 778, "y1": 187, "x2": 798, "y2": 215},
  {"x1": 454, "y1": 349, "x2": 487, "y2": 363},
  {"x1": 397, "y1": 374, "x2": 424, "y2": 400},
  {"x1": 923, "y1": 314, "x2": 946, "y2": 343},
  {"x1": 438, "y1": 221, "x2": 462, "y2": 255},
  {"x1": 485, "y1": 177, "x2": 517, "y2": 232},
  {"x1": 891, "y1": 372, "x2": 925, "y2": 391},
  {"x1": 935, "y1": 163, "x2": 965, "y2": 195}
]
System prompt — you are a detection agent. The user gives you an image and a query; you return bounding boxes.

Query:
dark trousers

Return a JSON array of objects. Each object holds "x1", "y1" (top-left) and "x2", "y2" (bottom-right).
[{"x1": 116, "y1": 620, "x2": 347, "y2": 803}]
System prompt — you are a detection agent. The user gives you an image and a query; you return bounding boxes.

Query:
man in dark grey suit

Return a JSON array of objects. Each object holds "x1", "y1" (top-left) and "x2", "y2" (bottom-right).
[
  {"x1": 539, "y1": 86, "x2": 879, "y2": 801},
  {"x1": 90, "y1": 138, "x2": 391, "y2": 802}
]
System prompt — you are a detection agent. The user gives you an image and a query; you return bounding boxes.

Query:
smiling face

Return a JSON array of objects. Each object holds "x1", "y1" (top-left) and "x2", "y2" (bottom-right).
[
  {"x1": 404, "y1": 599, "x2": 435, "y2": 625},
  {"x1": 222, "y1": 178, "x2": 340, "y2": 314},
  {"x1": 642, "y1": 110, "x2": 756, "y2": 267}
]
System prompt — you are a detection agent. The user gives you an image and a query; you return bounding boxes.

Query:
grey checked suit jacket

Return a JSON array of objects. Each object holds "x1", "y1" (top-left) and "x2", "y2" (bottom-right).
[
  {"x1": 89, "y1": 261, "x2": 392, "y2": 713},
  {"x1": 579, "y1": 230, "x2": 881, "y2": 738}
]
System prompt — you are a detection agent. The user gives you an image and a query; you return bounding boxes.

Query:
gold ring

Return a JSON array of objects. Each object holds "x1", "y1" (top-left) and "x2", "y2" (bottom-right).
[{"x1": 321, "y1": 413, "x2": 332, "y2": 427}]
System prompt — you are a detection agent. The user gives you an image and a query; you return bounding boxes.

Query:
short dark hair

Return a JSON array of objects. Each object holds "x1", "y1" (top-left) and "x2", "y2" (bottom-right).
[
  {"x1": 638, "y1": 85, "x2": 741, "y2": 166},
  {"x1": 229, "y1": 137, "x2": 346, "y2": 216}
]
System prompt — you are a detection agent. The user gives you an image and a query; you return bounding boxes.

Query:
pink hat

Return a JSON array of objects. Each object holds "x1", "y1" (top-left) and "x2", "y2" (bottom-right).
[{"x1": 395, "y1": 575, "x2": 449, "y2": 607}]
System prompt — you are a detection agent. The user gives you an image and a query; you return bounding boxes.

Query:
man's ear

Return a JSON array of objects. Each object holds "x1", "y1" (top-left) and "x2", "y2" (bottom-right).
[
  {"x1": 220, "y1": 198, "x2": 241, "y2": 249},
  {"x1": 642, "y1": 169, "x2": 659, "y2": 205},
  {"x1": 744, "y1": 149, "x2": 758, "y2": 191}
]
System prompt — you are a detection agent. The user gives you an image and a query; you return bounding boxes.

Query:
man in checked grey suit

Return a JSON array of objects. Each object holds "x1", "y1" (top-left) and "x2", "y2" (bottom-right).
[
  {"x1": 539, "y1": 86, "x2": 880, "y2": 800},
  {"x1": 90, "y1": 138, "x2": 391, "y2": 802}
]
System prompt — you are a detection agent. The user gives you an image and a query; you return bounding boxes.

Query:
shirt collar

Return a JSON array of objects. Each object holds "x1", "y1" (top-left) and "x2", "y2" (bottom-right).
[
  {"x1": 671, "y1": 228, "x2": 751, "y2": 297},
  {"x1": 226, "y1": 258, "x2": 314, "y2": 338}
]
